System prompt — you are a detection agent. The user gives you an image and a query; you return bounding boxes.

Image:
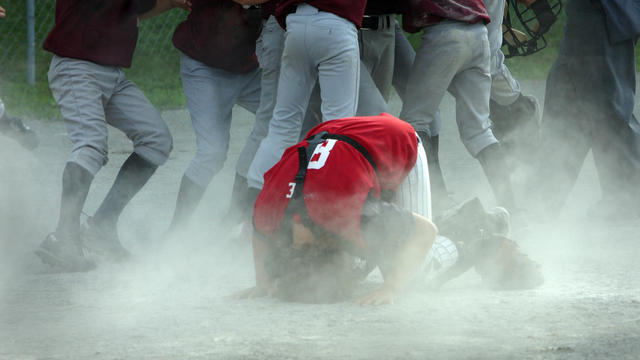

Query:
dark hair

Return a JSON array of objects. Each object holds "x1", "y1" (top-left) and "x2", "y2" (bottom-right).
[{"x1": 264, "y1": 231, "x2": 362, "y2": 303}]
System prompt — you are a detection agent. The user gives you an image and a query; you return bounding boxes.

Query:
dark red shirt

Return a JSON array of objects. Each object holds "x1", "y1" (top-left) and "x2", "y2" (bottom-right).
[
  {"x1": 172, "y1": 0, "x2": 260, "y2": 73},
  {"x1": 254, "y1": 113, "x2": 418, "y2": 248},
  {"x1": 403, "y1": 0, "x2": 490, "y2": 33},
  {"x1": 275, "y1": 0, "x2": 367, "y2": 28},
  {"x1": 43, "y1": 0, "x2": 156, "y2": 68}
]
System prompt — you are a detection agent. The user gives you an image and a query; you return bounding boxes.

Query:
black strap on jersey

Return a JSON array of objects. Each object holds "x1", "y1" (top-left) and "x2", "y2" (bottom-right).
[{"x1": 283, "y1": 131, "x2": 379, "y2": 238}]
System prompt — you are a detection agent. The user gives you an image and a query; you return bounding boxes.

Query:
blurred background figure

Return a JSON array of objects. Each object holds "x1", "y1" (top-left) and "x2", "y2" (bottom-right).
[
  {"x1": 535, "y1": 0, "x2": 640, "y2": 220},
  {"x1": 0, "y1": 6, "x2": 38, "y2": 150}
]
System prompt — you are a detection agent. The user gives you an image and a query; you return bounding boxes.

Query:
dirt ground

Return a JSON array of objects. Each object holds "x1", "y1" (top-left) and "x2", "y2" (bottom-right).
[{"x1": 1, "y1": 80, "x2": 639, "y2": 360}]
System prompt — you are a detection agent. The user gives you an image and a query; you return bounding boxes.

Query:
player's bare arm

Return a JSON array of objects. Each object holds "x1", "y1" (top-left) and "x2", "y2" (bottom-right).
[
  {"x1": 0, "y1": 6, "x2": 6, "y2": 18},
  {"x1": 357, "y1": 214, "x2": 437, "y2": 306},
  {"x1": 232, "y1": 233, "x2": 276, "y2": 299},
  {"x1": 139, "y1": 0, "x2": 192, "y2": 20}
]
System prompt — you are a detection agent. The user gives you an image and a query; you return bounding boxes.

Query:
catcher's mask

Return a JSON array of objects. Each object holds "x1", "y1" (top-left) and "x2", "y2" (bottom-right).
[{"x1": 502, "y1": 0, "x2": 563, "y2": 58}]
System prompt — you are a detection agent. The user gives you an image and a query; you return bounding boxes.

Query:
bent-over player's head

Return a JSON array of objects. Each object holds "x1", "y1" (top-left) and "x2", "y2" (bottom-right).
[{"x1": 263, "y1": 215, "x2": 364, "y2": 304}]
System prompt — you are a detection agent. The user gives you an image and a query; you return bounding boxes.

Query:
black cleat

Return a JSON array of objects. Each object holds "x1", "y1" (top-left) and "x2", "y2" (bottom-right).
[
  {"x1": 82, "y1": 218, "x2": 132, "y2": 262},
  {"x1": 35, "y1": 233, "x2": 96, "y2": 272},
  {"x1": 0, "y1": 116, "x2": 39, "y2": 150}
]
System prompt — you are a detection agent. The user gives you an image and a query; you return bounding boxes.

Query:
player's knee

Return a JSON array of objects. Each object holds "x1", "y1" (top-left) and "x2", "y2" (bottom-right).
[
  {"x1": 133, "y1": 125, "x2": 173, "y2": 166},
  {"x1": 69, "y1": 144, "x2": 108, "y2": 176}
]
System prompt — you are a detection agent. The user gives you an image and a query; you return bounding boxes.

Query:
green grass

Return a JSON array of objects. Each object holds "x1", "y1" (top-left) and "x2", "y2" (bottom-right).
[{"x1": 1, "y1": 13, "x2": 638, "y2": 120}]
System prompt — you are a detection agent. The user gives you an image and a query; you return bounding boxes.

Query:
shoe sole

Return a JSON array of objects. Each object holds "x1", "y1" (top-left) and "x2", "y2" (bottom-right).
[{"x1": 35, "y1": 248, "x2": 96, "y2": 272}]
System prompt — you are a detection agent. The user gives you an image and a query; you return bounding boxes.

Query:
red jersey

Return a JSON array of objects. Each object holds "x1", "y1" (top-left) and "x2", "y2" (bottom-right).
[
  {"x1": 43, "y1": 0, "x2": 156, "y2": 68},
  {"x1": 253, "y1": 114, "x2": 418, "y2": 248},
  {"x1": 275, "y1": 0, "x2": 367, "y2": 28},
  {"x1": 402, "y1": 0, "x2": 490, "y2": 33},
  {"x1": 172, "y1": 0, "x2": 261, "y2": 73}
]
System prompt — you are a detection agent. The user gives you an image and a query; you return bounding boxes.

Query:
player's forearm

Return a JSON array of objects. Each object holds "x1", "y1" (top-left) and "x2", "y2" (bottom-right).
[
  {"x1": 384, "y1": 215, "x2": 437, "y2": 292},
  {"x1": 252, "y1": 234, "x2": 272, "y2": 289}
]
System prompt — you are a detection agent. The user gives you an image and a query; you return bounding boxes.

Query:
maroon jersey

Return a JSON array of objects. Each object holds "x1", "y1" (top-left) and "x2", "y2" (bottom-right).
[
  {"x1": 43, "y1": 0, "x2": 156, "y2": 68},
  {"x1": 275, "y1": 0, "x2": 367, "y2": 28},
  {"x1": 403, "y1": 0, "x2": 490, "y2": 33},
  {"x1": 254, "y1": 114, "x2": 418, "y2": 248},
  {"x1": 172, "y1": 0, "x2": 261, "y2": 73}
]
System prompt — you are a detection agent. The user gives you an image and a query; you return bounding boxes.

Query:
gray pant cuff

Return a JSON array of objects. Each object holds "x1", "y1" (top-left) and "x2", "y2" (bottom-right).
[{"x1": 466, "y1": 133, "x2": 499, "y2": 157}]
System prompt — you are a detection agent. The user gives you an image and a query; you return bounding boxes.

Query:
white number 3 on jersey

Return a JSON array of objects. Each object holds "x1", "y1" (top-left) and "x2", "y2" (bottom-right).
[{"x1": 308, "y1": 139, "x2": 337, "y2": 170}]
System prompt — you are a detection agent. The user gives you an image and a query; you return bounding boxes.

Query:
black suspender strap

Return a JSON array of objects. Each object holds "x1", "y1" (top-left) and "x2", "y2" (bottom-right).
[{"x1": 320, "y1": 133, "x2": 378, "y2": 178}]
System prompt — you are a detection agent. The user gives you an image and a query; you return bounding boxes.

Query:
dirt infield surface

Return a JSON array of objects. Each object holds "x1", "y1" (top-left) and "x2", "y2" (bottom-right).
[{"x1": 1, "y1": 81, "x2": 639, "y2": 359}]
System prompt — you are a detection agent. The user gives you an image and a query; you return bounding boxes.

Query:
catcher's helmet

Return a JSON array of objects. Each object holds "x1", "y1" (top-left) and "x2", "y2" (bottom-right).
[{"x1": 502, "y1": 0, "x2": 563, "y2": 58}]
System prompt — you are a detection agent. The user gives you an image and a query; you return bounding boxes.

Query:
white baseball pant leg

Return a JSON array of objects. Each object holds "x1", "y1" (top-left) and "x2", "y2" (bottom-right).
[
  {"x1": 236, "y1": 15, "x2": 285, "y2": 179},
  {"x1": 48, "y1": 55, "x2": 172, "y2": 176},
  {"x1": 399, "y1": 21, "x2": 497, "y2": 157},
  {"x1": 483, "y1": 0, "x2": 521, "y2": 106},
  {"x1": 180, "y1": 53, "x2": 261, "y2": 188}
]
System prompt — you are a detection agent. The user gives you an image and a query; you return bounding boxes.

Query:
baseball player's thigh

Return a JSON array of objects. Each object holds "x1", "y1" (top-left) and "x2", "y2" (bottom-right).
[
  {"x1": 356, "y1": 63, "x2": 389, "y2": 116},
  {"x1": 309, "y1": 13, "x2": 360, "y2": 121},
  {"x1": 179, "y1": 54, "x2": 253, "y2": 185},
  {"x1": 394, "y1": 139, "x2": 432, "y2": 220},
  {"x1": 447, "y1": 25, "x2": 496, "y2": 157},
  {"x1": 236, "y1": 17, "x2": 287, "y2": 178},
  {"x1": 235, "y1": 69, "x2": 265, "y2": 178},
  {"x1": 360, "y1": 24, "x2": 395, "y2": 100},
  {"x1": 48, "y1": 55, "x2": 112, "y2": 175},
  {"x1": 105, "y1": 71, "x2": 172, "y2": 167},
  {"x1": 399, "y1": 23, "x2": 466, "y2": 135},
  {"x1": 237, "y1": 68, "x2": 262, "y2": 113},
  {"x1": 246, "y1": 16, "x2": 318, "y2": 188},
  {"x1": 392, "y1": 21, "x2": 416, "y2": 101}
]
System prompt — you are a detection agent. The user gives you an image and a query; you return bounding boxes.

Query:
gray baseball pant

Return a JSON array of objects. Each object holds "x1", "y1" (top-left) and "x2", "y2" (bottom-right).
[
  {"x1": 247, "y1": 4, "x2": 360, "y2": 189},
  {"x1": 180, "y1": 53, "x2": 261, "y2": 187},
  {"x1": 48, "y1": 55, "x2": 172, "y2": 175},
  {"x1": 484, "y1": 0, "x2": 521, "y2": 106},
  {"x1": 399, "y1": 21, "x2": 497, "y2": 157},
  {"x1": 235, "y1": 15, "x2": 285, "y2": 179}
]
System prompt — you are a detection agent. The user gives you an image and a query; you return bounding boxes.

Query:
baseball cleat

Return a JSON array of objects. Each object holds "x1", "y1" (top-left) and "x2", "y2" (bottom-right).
[
  {"x1": 35, "y1": 233, "x2": 96, "y2": 272},
  {"x1": 82, "y1": 218, "x2": 131, "y2": 262}
]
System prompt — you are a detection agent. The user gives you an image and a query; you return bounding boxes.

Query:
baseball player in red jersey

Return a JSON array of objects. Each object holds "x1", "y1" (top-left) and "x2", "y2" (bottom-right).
[{"x1": 236, "y1": 114, "x2": 438, "y2": 305}]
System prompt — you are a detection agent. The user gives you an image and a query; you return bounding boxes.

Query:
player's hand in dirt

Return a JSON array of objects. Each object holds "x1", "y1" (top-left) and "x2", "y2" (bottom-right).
[
  {"x1": 356, "y1": 285, "x2": 397, "y2": 306},
  {"x1": 0, "y1": 6, "x2": 6, "y2": 18},
  {"x1": 230, "y1": 286, "x2": 272, "y2": 300}
]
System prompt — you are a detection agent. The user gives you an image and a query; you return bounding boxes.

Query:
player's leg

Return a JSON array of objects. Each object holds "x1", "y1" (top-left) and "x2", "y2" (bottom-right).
[
  {"x1": 168, "y1": 54, "x2": 252, "y2": 231},
  {"x1": 391, "y1": 20, "x2": 415, "y2": 102},
  {"x1": 483, "y1": 0, "x2": 540, "y2": 165},
  {"x1": 359, "y1": 16, "x2": 395, "y2": 102},
  {"x1": 393, "y1": 136, "x2": 432, "y2": 220},
  {"x1": 448, "y1": 23, "x2": 515, "y2": 211},
  {"x1": 311, "y1": 10, "x2": 360, "y2": 121},
  {"x1": 246, "y1": 7, "x2": 321, "y2": 189},
  {"x1": 399, "y1": 22, "x2": 466, "y2": 215},
  {"x1": 229, "y1": 16, "x2": 286, "y2": 221},
  {"x1": 86, "y1": 70, "x2": 172, "y2": 259},
  {"x1": 36, "y1": 56, "x2": 113, "y2": 271}
]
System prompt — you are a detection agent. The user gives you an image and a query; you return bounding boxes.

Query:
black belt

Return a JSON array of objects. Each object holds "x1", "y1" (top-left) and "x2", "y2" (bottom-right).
[{"x1": 361, "y1": 15, "x2": 392, "y2": 31}]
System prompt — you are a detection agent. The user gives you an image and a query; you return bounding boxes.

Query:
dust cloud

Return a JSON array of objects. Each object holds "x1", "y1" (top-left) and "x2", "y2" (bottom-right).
[{"x1": 1, "y1": 89, "x2": 639, "y2": 359}]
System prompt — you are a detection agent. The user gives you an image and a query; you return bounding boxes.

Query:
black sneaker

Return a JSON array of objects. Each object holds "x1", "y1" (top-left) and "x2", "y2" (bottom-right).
[
  {"x1": 0, "y1": 116, "x2": 39, "y2": 150},
  {"x1": 35, "y1": 233, "x2": 96, "y2": 272},
  {"x1": 82, "y1": 218, "x2": 131, "y2": 262}
]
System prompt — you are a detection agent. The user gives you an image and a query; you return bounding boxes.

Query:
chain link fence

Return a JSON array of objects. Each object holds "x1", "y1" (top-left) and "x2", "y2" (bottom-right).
[{"x1": 0, "y1": 0, "x2": 187, "y2": 113}]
